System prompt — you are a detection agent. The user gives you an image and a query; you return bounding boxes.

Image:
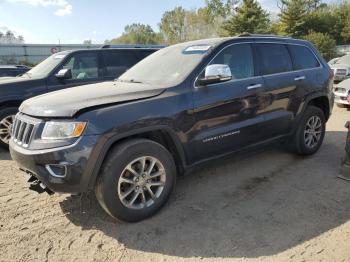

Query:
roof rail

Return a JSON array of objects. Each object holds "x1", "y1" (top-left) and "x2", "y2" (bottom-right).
[
  {"x1": 101, "y1": 44, "x2": 166, "y2": 49},
  {"x1": 238, "y1": 33, "x2": 292, "y2": 39}
]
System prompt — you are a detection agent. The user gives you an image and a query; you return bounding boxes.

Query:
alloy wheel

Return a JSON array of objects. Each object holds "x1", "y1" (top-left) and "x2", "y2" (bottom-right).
[
  {"x1": 118, "y1": 156, "x2": 166, "y2": 209},
  {"x1": 304, "y1": 115, "x2": 322, "y2": 149},
  {"x1": 0, "y1": 115, "x2": 15, "y2": 145}
]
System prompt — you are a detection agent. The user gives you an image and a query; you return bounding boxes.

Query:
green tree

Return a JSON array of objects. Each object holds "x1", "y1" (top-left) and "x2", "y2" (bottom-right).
[
  {"x1": 303, "y1": 31, "x2": 336, "y2": 60},
  {"x1": 278, "y1": 0, "x2": 309, "y2": 37},
  {"x1": 108, "y1": 23, "x2": 161, "y2": 45},
  {"x1": 222, "y1": 0, "x2": 270, "y2": 36},
  {"x1": 159, "y1": 7, "x2": 187, "y2": 44}
]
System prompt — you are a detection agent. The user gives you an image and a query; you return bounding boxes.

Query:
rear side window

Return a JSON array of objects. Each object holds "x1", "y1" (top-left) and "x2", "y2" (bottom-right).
[
  {"x1": 288, "y1": 45, "x2": 320, "y2": 70},
  {"x1": 102, "y1": 50, "x2": 139, "y2": 78},
  {"x1": 208, "y1": 43, "x2": 254, "y2": 80},
  {"x1": 256, "y1": 44, "x2": 293, "y2": 75},
  {"x1": 136, "y1": 50, "x2": 157, "y2": 60}
]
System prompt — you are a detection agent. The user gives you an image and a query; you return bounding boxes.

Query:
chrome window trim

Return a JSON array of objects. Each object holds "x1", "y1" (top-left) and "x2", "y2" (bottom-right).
[{"x1": 193, "y1": 41, "x2": 323, "y2": 89}]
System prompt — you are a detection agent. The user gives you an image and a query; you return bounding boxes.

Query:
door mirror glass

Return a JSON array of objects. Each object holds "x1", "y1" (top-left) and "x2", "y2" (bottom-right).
[
  {"x1": 197, "y1": 64, "x2": 232, "y2": 86},
  {"x1": 55, "y1": 68, "x2": 72, "y2": 80}
]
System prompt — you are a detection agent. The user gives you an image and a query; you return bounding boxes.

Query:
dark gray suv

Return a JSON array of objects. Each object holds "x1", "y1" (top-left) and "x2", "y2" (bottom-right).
[{"x1": 10, "y1": 35, "x2": 334, "y2": 222}]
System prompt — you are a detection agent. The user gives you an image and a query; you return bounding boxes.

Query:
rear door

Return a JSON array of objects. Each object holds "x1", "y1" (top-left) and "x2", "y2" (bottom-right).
[
  {"x1": 254, "y1": 43, "x2": 298, "y2": 139},
  {"x1": 287, "y1": 44, "x2": 324, "y2": 96},
  {"x1": 47, "y1": 51, "x2": 102, "y2": 92}
]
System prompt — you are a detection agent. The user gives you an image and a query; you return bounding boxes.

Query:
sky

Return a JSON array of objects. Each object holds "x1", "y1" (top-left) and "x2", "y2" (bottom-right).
[{"x1": 0, "y1": 0, "x2": 332, "y2": 44}]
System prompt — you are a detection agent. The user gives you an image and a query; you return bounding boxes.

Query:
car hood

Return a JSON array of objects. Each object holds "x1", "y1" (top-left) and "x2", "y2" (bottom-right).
[
  {"x1": 330, "y1": 63, "x2": 350, "y2": 69},
  {"x1": 20, "y1": 81, "x2": 166, "y2": 118},
  {"x1": 0, "y1": 75, "x2": 32, "y2": 84}
]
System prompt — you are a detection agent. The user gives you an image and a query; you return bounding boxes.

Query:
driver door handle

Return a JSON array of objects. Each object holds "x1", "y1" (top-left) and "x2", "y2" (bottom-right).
[
  {"x1": 294, "y1": 76, "x2": 306, "y2": 81},
  {"x1": 247, "y1": 84, "x2": 262, "y2": 90}
]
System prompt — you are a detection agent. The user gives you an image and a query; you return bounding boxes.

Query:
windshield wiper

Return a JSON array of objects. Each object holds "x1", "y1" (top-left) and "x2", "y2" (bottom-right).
[{"x1": 116, "y1": 79, "x2": 143, "y2": 84}]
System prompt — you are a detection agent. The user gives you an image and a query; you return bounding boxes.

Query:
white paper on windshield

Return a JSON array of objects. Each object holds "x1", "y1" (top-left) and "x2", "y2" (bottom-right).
[
  {"x1": 183, "y1": 45, "x2": 212, "y2": 53},
  {"x1": 53, "y1": 54, "x2": 66, "y2": 59}
]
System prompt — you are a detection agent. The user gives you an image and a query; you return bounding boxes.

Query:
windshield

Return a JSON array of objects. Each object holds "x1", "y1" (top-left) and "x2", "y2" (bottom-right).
[
  {"x1": 118, "y1": 42, "x2": 214, "y2": 86},
  {"x1": 23, "y1": 51, "x2": 70, "y2": 78},
  {"x1": 337, "y1": 54, "x2": 350, "y2": 65}
]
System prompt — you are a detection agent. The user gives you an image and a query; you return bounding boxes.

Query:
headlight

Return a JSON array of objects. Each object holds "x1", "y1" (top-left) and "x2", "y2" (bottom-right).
[{"x1": 41, "y1": 121, "x2": 86, "y2": 140}]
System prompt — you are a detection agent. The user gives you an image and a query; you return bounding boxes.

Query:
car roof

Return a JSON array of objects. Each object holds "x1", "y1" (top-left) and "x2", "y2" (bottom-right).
[{"x1": 169, "y1": 34, "x2": 305, "y2": 49}]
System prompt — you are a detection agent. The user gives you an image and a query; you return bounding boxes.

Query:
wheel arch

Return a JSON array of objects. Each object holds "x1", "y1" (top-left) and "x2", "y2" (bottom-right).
[
  {"x1": 87, "y1": 126, "x2": 187, "y2": 190},
  {"x1": 298, "y1": 93, "x2": 331, "y2": 121}
]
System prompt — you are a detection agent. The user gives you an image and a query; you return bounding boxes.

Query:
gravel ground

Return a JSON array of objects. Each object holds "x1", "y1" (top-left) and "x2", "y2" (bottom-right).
[{"x1": 1, "y1": 106, "x2": 350, "y2": 262}]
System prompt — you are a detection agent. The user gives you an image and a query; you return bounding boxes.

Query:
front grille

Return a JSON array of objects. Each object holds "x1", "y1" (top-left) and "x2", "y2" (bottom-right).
[
  {"x1": 335, "y1": 69, "x2": 347, "y2": 76},
  {"x1": 12, "y1": 115, "x2": 36, "y2": 147}
]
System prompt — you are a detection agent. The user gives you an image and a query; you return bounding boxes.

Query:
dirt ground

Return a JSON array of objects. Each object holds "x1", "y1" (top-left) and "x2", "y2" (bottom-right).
[{"x1": 1, "y1": 106, "x2": 350, "y2": 262}]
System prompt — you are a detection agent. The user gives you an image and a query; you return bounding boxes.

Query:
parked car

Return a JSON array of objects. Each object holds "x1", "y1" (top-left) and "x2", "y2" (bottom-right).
[
  {"x1": 329, "y1": 54, "x2": 350, "y2": 83},
  {"x1": 333, "y1": 78, "x2": 350, "y2": 107},
  {"x1": 0, "y1": 65, "x2": 30, "y2": 77},
  {"x1": 328, "y1": 57, "x2": 340, "y2": 65},
  {"x1": 0, "y1": 45, "x2": 162, "y2": 147},
  {"x1": 10, "y1": 34, "x2": 334, "y2": 222}
]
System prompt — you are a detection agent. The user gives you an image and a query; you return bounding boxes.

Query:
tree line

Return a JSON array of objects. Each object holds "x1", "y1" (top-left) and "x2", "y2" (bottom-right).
[
  {"x1": 106, "y1": 0, "x2": 350, "y2": 60},
  {"x1": 0, "y1": 30, "x2": 24, "y2": 44}
]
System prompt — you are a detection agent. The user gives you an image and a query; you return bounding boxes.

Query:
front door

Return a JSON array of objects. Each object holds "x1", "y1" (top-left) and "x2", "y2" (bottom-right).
[
  {"x1": 191, "y1": 43, "x2": 266, "y2": 162},
  {"x1": 47, "y1": 51, "x2": 102, "y2": 92}
]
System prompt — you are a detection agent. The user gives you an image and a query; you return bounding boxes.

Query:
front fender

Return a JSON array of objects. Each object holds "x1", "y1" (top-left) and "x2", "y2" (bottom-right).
[{"x1": 84, "y1": 125, "x2": 186, "y2": 190}]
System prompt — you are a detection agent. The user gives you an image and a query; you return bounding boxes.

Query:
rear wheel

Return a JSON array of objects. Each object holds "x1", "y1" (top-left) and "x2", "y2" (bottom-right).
[
  {"x1": 0, "y1": 107, "x2": 17, "y2": 149},
  {"x1": 95, "y1": 139, "x2": 176, "y2": 222},
  {"x1": 291, "y1": 106, "x2": 326, "y2": 155}
]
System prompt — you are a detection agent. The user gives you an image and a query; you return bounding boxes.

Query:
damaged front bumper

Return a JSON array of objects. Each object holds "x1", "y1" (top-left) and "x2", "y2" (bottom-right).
[{"x1": 9, "y1": 135, "x2": 99, "y2": 194}]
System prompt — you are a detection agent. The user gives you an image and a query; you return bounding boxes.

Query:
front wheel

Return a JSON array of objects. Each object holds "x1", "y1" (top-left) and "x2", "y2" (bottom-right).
[
  {"x1": 291, "y1": 106, "x2": 326, "y2": 156},
  {"x1": 95, "y1": 139, "x2": 176, "y2": 222},
  {"x1": 0, "y1": 107, "x2": 18, "y2": 149}
]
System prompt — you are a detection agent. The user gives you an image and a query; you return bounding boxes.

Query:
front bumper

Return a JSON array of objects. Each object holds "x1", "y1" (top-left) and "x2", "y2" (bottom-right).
[
  {"x1": 334, "y1": 88, "x2": 350, "y2": 105},
  {"x1": 9, "y1": 135, "x2": 100, "y2": 194}
]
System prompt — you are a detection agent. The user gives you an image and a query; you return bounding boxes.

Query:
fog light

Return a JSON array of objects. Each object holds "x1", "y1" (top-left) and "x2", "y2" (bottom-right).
[{"x1": 45, "y1": 164, "x2": 67, "y2": 178}]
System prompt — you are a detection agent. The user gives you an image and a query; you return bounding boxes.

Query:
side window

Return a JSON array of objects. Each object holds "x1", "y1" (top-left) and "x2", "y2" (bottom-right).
[
  {"x1": 136, "y1": 50, "x2": 156, "y2": 60},
  {"x1": 61, "y1": 52, "x2": 98, "y2": 80},
  {"x1": 256, "y1": 44, "x2": 293, "y2": 75},
  {"x1": 102, "y1": 51, "x2": 138, "y2": 78},
  {"x1": 288, "y1": 45, "x2": 320, "y2": 70},
  {"x1": 208, "y1": 44, "x2": 254, "y2": 80}
]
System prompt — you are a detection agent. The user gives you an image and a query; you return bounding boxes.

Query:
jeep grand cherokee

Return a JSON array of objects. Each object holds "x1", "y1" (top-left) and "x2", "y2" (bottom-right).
[{"x1": 10, "y1": 35, "x2": 334, "y2": 222}]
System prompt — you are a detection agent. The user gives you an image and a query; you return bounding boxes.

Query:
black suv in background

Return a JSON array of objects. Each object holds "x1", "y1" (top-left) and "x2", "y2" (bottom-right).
[
  {"x1": 0, "y1": 45, "x2": 162, "y2": 147},
  {"x1": 10, "y1": 35, "x2": 334, "y2": 222},
  {"x1": 0, "y1": 65, "x2": 30, "y2": 77}
]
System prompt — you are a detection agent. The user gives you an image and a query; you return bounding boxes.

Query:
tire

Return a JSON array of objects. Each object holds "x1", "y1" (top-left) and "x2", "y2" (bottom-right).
[
  {"x1": 0, "y1": 107, "x2": 18, "y2": 149},
  {"x1": 291, "y1": 106, "x2": 326, "y2": 156},
  {"x1": 95, "y1": 139, "x2": 176, "y2": 222}
]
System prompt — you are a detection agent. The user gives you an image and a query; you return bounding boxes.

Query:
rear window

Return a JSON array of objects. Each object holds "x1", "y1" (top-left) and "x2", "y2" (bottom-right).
[
  {"x1": 102, "y1": 50, "x2": 139, "y2": 78},
  {"x1": 288, "y1": 45, "x2": 320, "y2": 70},
  {"x1": 256, "y1": 43, "x2": 293, "y2": 75}
]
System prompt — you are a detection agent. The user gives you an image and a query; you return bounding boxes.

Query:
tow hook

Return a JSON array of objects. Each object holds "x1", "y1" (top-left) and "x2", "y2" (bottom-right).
[{"x1": 24, "y1": 172, "x2": 54, "y2": 195}]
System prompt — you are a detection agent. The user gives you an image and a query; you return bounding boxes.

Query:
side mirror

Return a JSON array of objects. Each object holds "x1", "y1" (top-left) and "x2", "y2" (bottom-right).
[
  {"x1": 55, "y1": 68, "x2": 72, "y2": 80},
  {"x1": 197, "y1": 64, "x2": 232, "y2": 86}
]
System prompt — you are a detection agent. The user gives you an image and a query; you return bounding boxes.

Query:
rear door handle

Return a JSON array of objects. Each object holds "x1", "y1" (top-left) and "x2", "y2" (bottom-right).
[
  {"x1": 294, "y1": 76, "x2": 306, "y2": 81},
  {"x1": 247, "y1": 84, "x2": 262, "y2": 90}
]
